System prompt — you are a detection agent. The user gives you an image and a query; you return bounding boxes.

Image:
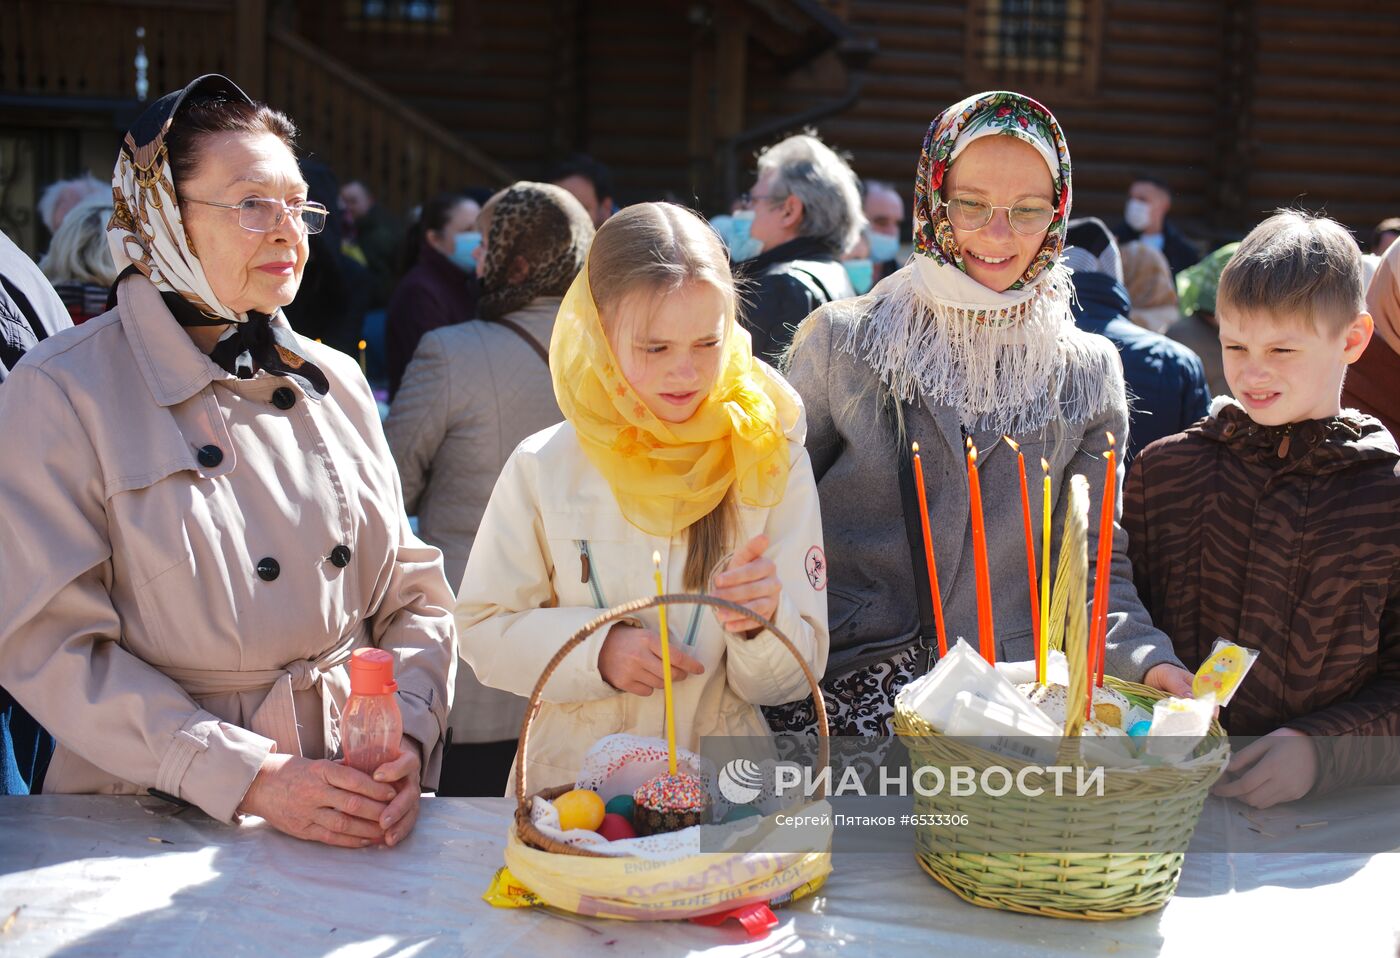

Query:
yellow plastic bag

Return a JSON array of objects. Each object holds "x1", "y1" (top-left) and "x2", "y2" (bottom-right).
[
  {"x1": 483, "y1": 866, "x2": 545, "y2": 909},
  {"x1": 487, "y1": 805, "x2": 832, "y2": 922}
]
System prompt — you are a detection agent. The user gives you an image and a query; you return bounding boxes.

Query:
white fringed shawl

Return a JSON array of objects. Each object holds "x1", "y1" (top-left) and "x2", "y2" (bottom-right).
[{"x1": 838, "y1": 254, "x2": 1115, "y2": 435}]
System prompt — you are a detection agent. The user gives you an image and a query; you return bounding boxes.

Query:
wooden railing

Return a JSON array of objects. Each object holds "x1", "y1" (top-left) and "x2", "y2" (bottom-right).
[{"x1": 0, "y1": 1, "x2": 512, "y2": 217}]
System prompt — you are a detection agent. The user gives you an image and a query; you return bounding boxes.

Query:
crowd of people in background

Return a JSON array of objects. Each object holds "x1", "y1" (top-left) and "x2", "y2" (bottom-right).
[
  {"x1": 5, "y1": 111, "x2": 1400, "y2": 802},
  {"x1": 21, "y1": 143, "x2": 1398, "y2": 428}
]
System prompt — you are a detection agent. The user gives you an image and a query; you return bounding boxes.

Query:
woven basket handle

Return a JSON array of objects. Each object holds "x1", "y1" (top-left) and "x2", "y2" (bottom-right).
[{"x1": 512, "y1": 593, "x2": 830, "y2": 812}]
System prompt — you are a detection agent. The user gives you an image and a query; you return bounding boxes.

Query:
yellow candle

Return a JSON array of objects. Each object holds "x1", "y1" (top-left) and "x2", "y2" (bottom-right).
[
  {"x1": 653, "y1": 551, "x2": 677, "y2": 775},
  {"x1": 1040, "y1": 458, "x2": 1051, "y2": 686},
  {"x1": 357, "y1": 339, "x2": 368, "y2": 377}
]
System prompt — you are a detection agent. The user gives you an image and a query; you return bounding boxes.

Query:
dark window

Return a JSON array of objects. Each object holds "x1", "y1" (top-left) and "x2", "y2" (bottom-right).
[{"x1": 966, "y1": 0, "x2": 1102, "y2": 96}]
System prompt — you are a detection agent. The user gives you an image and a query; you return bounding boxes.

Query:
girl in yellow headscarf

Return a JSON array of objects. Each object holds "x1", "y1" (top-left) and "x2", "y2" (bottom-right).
[{"x1": 454, "y1": 202, "x2": 829, "y2": 793}]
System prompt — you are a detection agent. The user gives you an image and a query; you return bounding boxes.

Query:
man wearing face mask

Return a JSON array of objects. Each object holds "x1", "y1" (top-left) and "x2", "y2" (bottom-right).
[
  {"x1": 863, "y1": 180, "x2": 905, "y2": 283},
  {"x1": 1114, "y1": 176, "x2": 1201, "y2": 276},
  {"x1": 730, "y1": 134, "x2": 863, "y2": 362},
  {"x1": 384, "y1": 192, "x2": 481, "y2": 399},
  {"x1": 841, "y1": 230, "x2": 876, "y2": 297}
]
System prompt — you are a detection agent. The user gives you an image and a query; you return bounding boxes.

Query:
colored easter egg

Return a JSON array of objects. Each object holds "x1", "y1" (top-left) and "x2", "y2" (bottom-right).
[
  {"x1": 553, "y1": 788, "x2": 605, "y2": 832},
  {"x1": 597, "y1": 812, "x2": 637, "y2": 841},
  {"x1": 604, "y1": 794, "x2": 635, "y2": 819},
  {"x1": 1128, "y1": 720, "x2": 1153, "y2": 737}
]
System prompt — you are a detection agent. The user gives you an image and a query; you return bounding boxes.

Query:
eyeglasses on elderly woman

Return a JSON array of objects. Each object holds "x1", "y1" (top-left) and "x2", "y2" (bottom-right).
[{"x1": 183, "y1": 196, "x2": 330, "y2": 234}]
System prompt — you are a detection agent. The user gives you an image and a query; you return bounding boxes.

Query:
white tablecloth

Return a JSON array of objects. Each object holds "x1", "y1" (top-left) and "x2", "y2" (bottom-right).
[{"x1": 1, "y1": 793, "x2": 1397, "y2": 956}]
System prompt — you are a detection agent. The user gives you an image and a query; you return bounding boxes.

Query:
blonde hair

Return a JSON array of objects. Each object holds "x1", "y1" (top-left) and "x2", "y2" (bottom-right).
[
  {"x1": 589, "y1": 202, "x2": 738, "y2": 591},
  {"x1": 40, "y1": 199, "x2": 118, "y2": 287}
]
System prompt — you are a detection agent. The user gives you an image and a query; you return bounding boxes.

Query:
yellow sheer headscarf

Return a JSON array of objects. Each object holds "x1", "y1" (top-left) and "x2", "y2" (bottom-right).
[{"x1": 549, "y1": 261, "x2": 800, "y2": 538}]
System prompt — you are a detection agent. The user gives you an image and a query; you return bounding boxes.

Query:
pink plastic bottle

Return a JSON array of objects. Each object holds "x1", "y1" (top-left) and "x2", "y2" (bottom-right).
[{"x1": 340, "y1": 648, "x2": 403, "y2": 775}]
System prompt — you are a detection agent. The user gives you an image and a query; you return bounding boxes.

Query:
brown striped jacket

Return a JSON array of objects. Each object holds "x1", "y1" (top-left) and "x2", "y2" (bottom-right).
[{"x1": 1123, "y1": 400, "x2": 1400, "y2": 792}]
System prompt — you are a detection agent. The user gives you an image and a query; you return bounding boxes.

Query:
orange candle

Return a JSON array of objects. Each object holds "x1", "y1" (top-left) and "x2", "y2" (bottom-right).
[
  {"x1": 911, "y1": 443, "x2": 948, "y2": 657},
  {"x1": 1004, "y1": 437, "x2": 1040, "y2": 668},
  {"x1": 1088, "y1": 433, "x2": 1116, "y2": 708},
  {"x1": 966, "y1": 439, "x2": 995, "y2": 663}
]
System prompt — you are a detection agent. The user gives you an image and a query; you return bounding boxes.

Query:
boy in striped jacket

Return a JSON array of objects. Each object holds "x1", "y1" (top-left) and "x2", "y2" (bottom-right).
[{"x1": 1122, "y1": 210, "x2": 1399, "y2": 809}]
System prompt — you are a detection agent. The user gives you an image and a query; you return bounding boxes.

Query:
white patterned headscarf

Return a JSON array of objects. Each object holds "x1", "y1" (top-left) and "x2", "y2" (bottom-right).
[
  {"x1": 106, "y1": 74, "x2": 328, "y2": 394},
  {"x1": 107, "y1": 74, "x2": 252, "y2": 325}
]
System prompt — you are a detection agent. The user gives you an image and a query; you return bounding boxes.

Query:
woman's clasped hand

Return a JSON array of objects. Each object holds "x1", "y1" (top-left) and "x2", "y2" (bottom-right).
[{"x1": 239, "y1": 738, "x2": 424, "y2": 847}]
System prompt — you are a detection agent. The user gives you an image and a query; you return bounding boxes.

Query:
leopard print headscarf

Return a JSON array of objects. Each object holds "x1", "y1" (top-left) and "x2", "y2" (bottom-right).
[{"x1": 477, "y1": 181, "x2": 594, "y2": 322}]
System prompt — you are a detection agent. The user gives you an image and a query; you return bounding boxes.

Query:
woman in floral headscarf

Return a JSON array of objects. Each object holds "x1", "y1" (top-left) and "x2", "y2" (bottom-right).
[
  {"x1": 0, "y1": 76, "x2": 455, "y2": 846},
  {"x1": 768, "y1": 91, "x2": 1190, "y2": 737}
]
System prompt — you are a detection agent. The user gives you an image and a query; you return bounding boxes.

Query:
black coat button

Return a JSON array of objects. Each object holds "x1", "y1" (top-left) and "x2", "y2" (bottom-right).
[
  {"x1": 271, "y1": 387, "x2": 296, "y2": 410},
  {"x1": 197, "y1": 445, "x2": 223, "y2": 468},
  {"x1": 329, "y1": 544, "x2": 352, "y2": 568},
  {"x1": 256, "y1": 557, "x2": 280, "y2": 582}
]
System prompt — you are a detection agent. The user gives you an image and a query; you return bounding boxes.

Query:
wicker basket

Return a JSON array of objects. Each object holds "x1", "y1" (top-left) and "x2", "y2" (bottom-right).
[
  {"x1": 513, "y1": 593, "x2": 830, "y2": 857},
  {"x1": 892, "y1": 476, "x2": 1230, "y2": 920}
]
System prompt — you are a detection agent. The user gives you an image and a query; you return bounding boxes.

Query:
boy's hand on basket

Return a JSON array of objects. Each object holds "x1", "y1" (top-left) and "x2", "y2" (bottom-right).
[
  {"x1": 711, "y1": 534, "x2": 780, "y2": 635},
  {"x1": 600, "y1": 624, "x2": 705, "y2": 696},
  {"x1": 1212, "y1": 727, "x2": 1318, "y2": 809}
]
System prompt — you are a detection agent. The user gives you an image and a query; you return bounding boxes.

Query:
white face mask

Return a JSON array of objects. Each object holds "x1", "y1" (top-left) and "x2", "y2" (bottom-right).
[{"x1": 1124, "y1": 198, "x2": 1154, "y2": 234}]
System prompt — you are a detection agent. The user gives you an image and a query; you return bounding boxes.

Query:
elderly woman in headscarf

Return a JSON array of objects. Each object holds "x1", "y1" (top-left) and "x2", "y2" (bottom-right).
[
  {"x1": 1343, "y1": 236, "x2": 1400, "y2": 437},
  {"x1": 0, "y1": 76, "x2": 456, "y2": 846},
  {"x1": 385, "y1": 181, "x2": 594, "y2": 796},
  {"x1": 768, "y1": 91, "x2": 1190, "y2": 737}
]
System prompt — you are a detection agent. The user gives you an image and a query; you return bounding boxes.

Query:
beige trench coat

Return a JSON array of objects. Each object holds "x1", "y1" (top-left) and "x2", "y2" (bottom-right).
[
  {"x1": 0, "y1": 276, "x2": 456, "y2": 822},
  {"x1": 455, "y1": 400, "x2": 829, "y2": 796}
]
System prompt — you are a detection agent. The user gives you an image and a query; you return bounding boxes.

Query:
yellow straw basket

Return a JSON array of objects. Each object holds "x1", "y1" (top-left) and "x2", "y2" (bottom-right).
[
  {"x1": 892, "y1": 476, "x2": 1230, "y2": 920},
  {"x1": 500, "y1": 593, "x2": 833, "y2": 922}
]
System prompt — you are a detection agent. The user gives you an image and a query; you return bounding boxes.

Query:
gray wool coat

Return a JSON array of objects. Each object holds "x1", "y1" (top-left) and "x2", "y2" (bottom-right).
[{"x1": 786, "y1": 296, "x2": 1185, "y2": 682}]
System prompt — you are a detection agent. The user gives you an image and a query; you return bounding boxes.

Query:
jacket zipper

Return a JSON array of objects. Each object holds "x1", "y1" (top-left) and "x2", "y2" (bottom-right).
[
  {"x1": 577, "y1": 539, "x2": 607, "y2": 609},
  {"x1": 578, "y1": 538, "x2": 703, "y2": 642}
]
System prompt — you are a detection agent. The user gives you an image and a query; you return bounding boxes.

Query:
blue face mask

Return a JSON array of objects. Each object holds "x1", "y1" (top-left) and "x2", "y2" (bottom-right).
[
  {"x1": 449, "y1": 231, "x2": 482, "y2": 273},
  {"x1": 868, "y1": 230, "x2": 900, "y2": 264},
  {"x1": 713, "y1": 211, "x2": 763, "y2": 262},
  {"x1": 844, "y1": 258, "x2": 874, "y2": 295}
]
